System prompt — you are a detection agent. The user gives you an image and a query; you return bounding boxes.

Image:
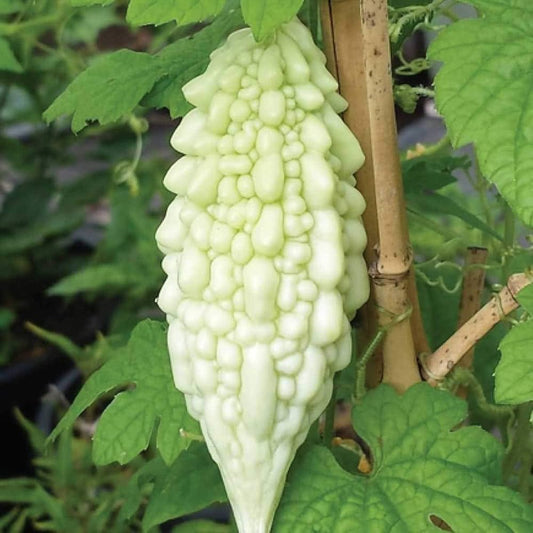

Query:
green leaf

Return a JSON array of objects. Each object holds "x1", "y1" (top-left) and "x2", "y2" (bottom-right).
[
  {"x1": 142, "y1": 443, "x2": 227, "y2": 531},
  {"x1": 45, "y1": 5, "x2": 244, "y2": 127},
  {"x1": 127, "y1": 0, "x2": 225, "y2": 27},
  {"x1": 495, "y1": 320, "x2": 533, "y2": 405},
  {"x1": 0, "y1": 210, "x2": 84, "y2": 255},
  {"x1": 144, "y1": 3, "x2": 244, "y2": 118},
  {"x1": 407, "y1": 191, "x2": 503, "y2": 241},
  {"x1": 0, "y1": 479, "x2": 40, "y2": 504},
  {"x1": 57, "y1": 171, "x2": 111, "y2": 210},
  {"x1": 429, "y1": 0, "x2": 533, "y2": 226},
  {"x1": 43, "y1": 50, "x2": 163, "y2": 132},
  {"x1": 297, "y1": 0, "x2": 319, "y2": 43},
  {"x1": 63, "y1": 6, "x2": 120, "y2": 45},
  {"x1": 0, "y1": 480, "x2": 74, "y2": 530},
  {"x1": 0, "y1": 179, "x2": 54, "y2": 230},
  {"x1": 0, "y1": 0, "x2": 24, "y2": 14},
  {"x1": 0, "y1": 37, "x2": 23, "y2": 72},
  {"x1": 48, "y1": 320, "x2": 199, "y2": 466},
  {"x1": 47, "y1": 263, "x2": 145, "y2": 296},
  {"x1": 275, "y1": 384, "x2": 533, "y2": 531},
  {"x1": 14, "y1": 409, "x2": 47, "y2": 454},
  {"x1": 241, "y1": 0, "x2": 304, "y2": 41},
  {"x1": 402, "y1": 154, "x2": 469, "y2": 194},
  {"x1": 117, "y1": 457, "x2": 166, "y2": 522},
  {"x1": 25, "y1": 323, "x2": 83, "y2": 359},
  {"x1": 516, "y1": 283, "x2": 533, "y2": 315},
  {"x1": 0, "y1": 508, "x2": 18, "y2": 530},
  {"x1": 471, "y1": 322, "x2": 506, "y2": 424},
  {"x1": 0, "y1": 307, "x2": 15, "y2": 330}
]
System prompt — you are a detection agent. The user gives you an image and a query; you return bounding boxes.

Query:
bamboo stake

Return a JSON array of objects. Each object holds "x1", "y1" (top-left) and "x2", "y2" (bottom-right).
[
  {"x1": 322, "y1": 0, "x2": 421, "y2": 391},
  {"x1": 457, "y1": 247, "x2": 489, "y2": 367},
  {"x1": 422, "y1": 273, "x2": 531, "y2": 386},
  {"x1": 320, "y1": 0, "x2": 382, "y2": 387},
  {"x1": 455, "y1": 247, "x2": 488, "y2": 398}
]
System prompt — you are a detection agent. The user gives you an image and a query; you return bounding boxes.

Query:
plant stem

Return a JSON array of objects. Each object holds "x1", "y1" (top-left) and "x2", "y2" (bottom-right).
[
  {"x1": 0, "y1": 14, "x2": 62, "y2": 35},
  {"x1": 502, "y1": 403, "x2": 533, "y2": 494},
  {"x1": 450, "y1": 368, "x2": 513, "y2": 420},
  {"x1": 355, "y1": 329, "x2": 386, "y2": 401}
]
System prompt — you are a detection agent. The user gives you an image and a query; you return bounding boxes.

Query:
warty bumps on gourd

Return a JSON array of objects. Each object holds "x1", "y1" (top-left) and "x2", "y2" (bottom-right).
[{"x1": 156, "y1": 17, "x2": 369, "y2": 533}]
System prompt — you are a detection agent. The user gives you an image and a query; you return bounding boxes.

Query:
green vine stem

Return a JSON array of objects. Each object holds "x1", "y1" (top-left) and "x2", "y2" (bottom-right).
[
  {"x1": 502, "y1": 403, "x2": 533, "y2": 496},
  {"x1": 354, "y1": 329, "x2": 386, "y2": 401},
  {"x1": 354, "y1": 305, "x2": 413, "y2": 401},
  {"x1": 0, "y1": 14, "x2": 62, "y2": 36},
  {"x1": 446, "y1": 368, "x2": 514, "y2": 421}
]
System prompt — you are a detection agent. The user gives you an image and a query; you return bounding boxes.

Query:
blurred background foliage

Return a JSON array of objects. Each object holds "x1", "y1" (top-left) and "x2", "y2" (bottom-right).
[{"x1": 0, "y1": 0, "x2": 531, "y2": 531}]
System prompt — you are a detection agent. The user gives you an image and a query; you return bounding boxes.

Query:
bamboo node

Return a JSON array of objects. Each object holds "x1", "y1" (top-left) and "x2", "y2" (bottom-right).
[{"x1": 368, "y1": 261, "x2": 411, "y2": 285}]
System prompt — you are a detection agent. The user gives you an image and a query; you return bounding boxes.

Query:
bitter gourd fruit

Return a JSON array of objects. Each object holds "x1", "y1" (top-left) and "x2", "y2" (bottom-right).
[{"x1": 156, "y1": 17, "x2": 369, "y2": 533}]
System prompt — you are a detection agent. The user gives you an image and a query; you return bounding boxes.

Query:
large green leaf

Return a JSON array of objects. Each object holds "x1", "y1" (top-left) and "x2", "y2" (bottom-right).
[
  {"x1": 143, "y1": 4, "x2": 244, "y2": 118},
  {"x1": 44, "y1": 7, "x2": 243, "y2": 129},
  {"x1": 241, "y1": 0, "x2": 304, "y2": 41},
  {"x1": 43, "y1": 50, "x2": 163, "y2": 132},
  {"x1": 517, "y1": 283, "x2": 533, "y2": 315},
  {"x1": 127, "y1": 0, "x2": 225, "y2": 26},
  {"x1": 275, "y1": 384, "x2": 533, "y2": 531},
  {"x1": 48, "y1": 320, "x2": 199, "y2": 466},
  {"x1": 429, "y1": 0, "x2": 533, "y2": 226},
  {"x1": 495, "y1": 320, "x2": 533, "y2": 405}
]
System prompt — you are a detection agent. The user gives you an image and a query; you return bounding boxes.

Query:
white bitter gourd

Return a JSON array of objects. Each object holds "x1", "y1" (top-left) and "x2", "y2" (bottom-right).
[{"x1": 156, "y1": 17, "x2": 369, "y2": 533}]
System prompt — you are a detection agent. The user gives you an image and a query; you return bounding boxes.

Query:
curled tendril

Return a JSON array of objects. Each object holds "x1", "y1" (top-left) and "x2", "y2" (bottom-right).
[
  {"x1": 415, "y1": 265, "x2": 463, "y2": 294},
  {"x1": 388, "y1": 0, "x2": 450, "y2": 46}
]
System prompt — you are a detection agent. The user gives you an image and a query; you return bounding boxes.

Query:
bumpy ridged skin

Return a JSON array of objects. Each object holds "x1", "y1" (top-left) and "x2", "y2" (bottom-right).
[{"x1": 156, "y1": 17, "x2": 369, "y2": 533}]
